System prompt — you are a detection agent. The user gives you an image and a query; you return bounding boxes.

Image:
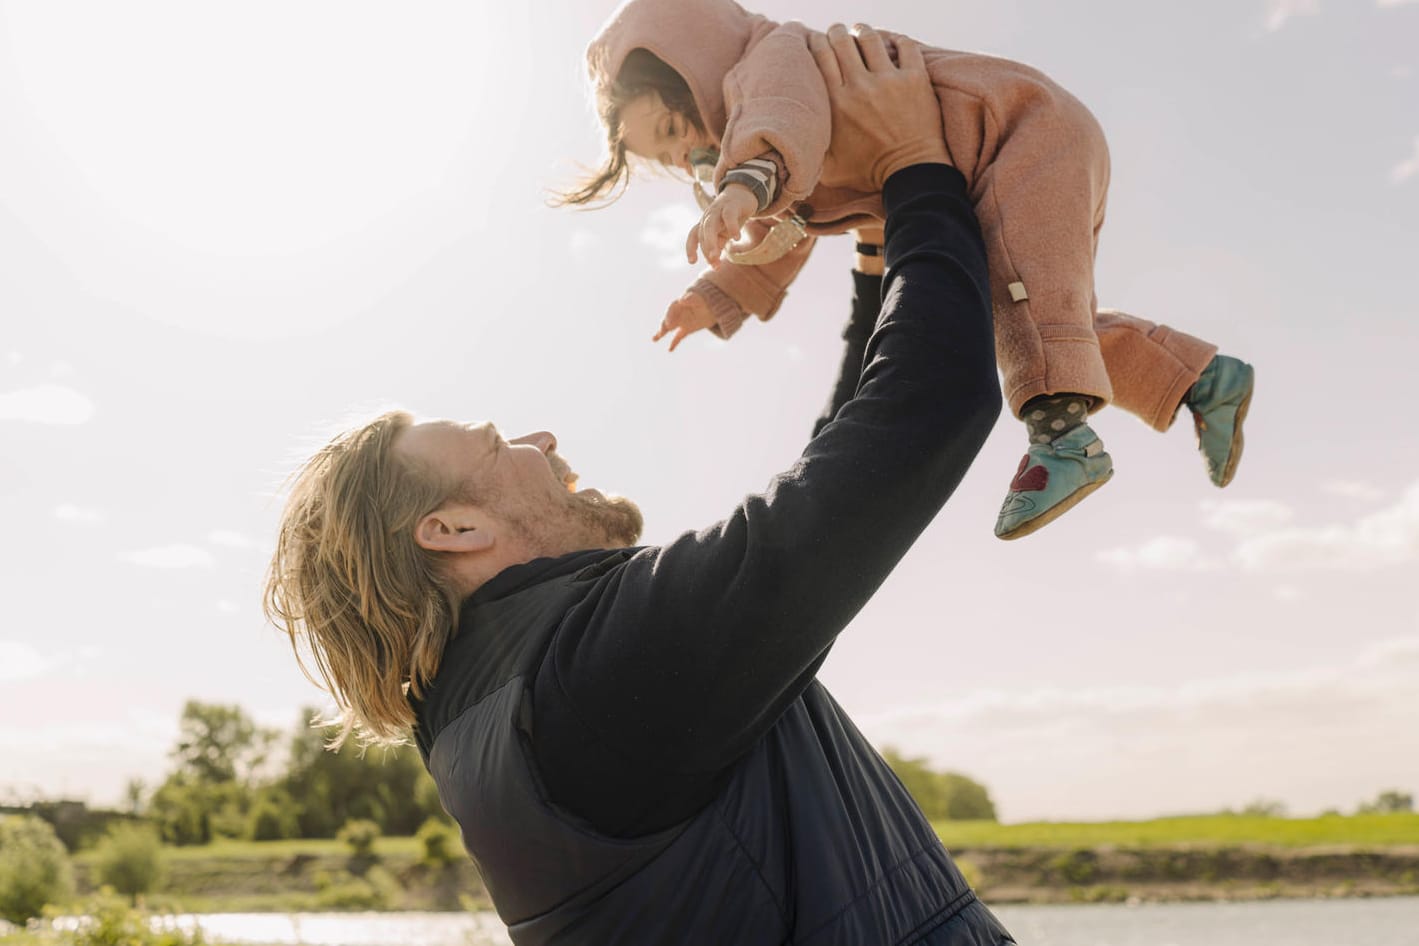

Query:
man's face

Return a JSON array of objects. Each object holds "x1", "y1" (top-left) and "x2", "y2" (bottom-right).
[{"x1": 396, "y1": 420, "x2": 643, "y2": 559}]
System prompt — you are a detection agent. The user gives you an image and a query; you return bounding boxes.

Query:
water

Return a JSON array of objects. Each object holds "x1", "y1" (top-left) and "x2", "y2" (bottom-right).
[{"x1": 173, "y1": 897, "x2": 1419, "y2": 946}]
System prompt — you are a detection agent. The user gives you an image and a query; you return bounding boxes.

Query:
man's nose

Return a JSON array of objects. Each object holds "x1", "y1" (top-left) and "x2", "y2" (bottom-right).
[{"x1": 512, "y1": 431, "x2": 557, "y2": 455}]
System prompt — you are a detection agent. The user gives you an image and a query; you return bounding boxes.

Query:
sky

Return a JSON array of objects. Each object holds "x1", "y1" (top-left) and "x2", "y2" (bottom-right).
[{"x1": 1, "y1": 0, "x2": 1416, "y2": 824}]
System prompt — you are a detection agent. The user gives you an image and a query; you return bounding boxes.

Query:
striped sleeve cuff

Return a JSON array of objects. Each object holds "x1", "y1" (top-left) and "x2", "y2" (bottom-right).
[{"x1": 719, "y1": 157, "x2": 780, "y2": 213}]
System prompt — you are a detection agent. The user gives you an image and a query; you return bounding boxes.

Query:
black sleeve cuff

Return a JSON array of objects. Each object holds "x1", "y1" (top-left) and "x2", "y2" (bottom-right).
[{"x1": 882, "y1": 163, "x2": 968, "y2": 216}]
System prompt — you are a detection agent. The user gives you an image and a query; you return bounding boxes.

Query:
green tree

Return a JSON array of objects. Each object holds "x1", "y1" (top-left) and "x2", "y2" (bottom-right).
[
  {"x1": 147, "y1": 775, "x2": 214, "y2": 846},
  {"x1": 172, "y1": 701, "x2": 278, "y2": 785},
  {"x1": 0, "y1": 815, "x2": 75, "y2": 925},
  {"x1": 938, "y1": 772, "x2": 998, "y2": 821},
  {"x1": 149, "y1": 701, "x2": 281, "y2": 844},
  {"x1": 123, "y1": 779, "x2": 147, "y2": 817},
  {"x1": 93, "y1": 823, "x2": 166, "y2": 902},
  {"x1": 1358, "y1": 789, "x2": 1415, "y2": 814},
  {"x1": 1240, "y1": 798, "x2": 1288, "y2": 818},
  {"x1": 246, "y1": 789, "x2": 301, "y2": 841},
  {"x1": 880, "y1": 748, "x2": 998, "y2": 822},
  {"x1": 280, "y1": 709, "x2": 437, "y2": 837}
]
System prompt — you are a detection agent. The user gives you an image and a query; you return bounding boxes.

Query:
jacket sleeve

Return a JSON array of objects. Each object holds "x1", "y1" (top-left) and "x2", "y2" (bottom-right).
[
  {"x1": 811, "y1": 269, "x2": 883, "y2": 438},
  {"x1": 691, "y1": 222, "x2": 818, "y2": 337},
  {"x1": 533, "y1": 165, "x2": 1000, "y2": 829},
  {"x1": 716, "y1": 22, "x2": 831, "y2": 218}
]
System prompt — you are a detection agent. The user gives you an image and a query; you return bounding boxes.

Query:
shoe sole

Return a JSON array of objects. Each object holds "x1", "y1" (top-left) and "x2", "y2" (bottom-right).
[
  {"x1": 1214, "y1": 368, "x2": 1255, "y2": 488},
  {"x1": 996, "y1": 469, "x2": 1114, "y2": 541}
]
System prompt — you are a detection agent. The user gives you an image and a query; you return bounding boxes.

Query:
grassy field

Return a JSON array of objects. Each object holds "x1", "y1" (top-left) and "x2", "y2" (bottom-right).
[
  {"x1": 933, "y1": 813, "x2": 1419, "y2": 849},
  {"x1": 73, "y1": 835, "x2": 422, "y2": 864}
]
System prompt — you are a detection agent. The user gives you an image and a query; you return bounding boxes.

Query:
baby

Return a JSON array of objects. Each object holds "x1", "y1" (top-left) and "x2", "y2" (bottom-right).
[{"x1": 562, "y1": 0, "x2": 1255, "y2": 539}]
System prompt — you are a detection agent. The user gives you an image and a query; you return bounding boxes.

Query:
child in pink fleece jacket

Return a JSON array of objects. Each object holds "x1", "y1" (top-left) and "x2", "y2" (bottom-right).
[{"x1": 564, "y1": 0, "x2": 1256, "y2": 539}]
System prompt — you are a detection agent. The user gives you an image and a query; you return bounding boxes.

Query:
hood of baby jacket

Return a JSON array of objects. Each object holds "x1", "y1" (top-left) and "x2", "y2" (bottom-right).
[{"x1": 585, "y1": 0, "x2": 773, "y2": 140}]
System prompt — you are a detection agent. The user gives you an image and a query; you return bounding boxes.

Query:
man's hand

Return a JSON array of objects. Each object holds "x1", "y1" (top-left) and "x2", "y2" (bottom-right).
[
  {"x1": 653, "y1": 290, "x2": 718, "y2": 352},
  {"x1": 686, "y1": 184, "x2": 760, "y2": 267},
  {"x1": 809, "y1": 24, "x2": 950, "y2": 193}
]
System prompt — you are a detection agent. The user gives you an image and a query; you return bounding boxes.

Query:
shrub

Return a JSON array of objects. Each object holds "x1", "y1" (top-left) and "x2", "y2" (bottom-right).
[
  {"x1": 0, "y1": 816, "x2": 75, "y2": 925},
  {"x1": 49, "y1": 889, "x2": 206, "y2": 946},
  {"x1": 246, "y1": 794, "x2": 300, "y2": 842},
  {"x1": 93, "y1": 823, "x2": 166, "y2": 901},
  {"x1": 336, "y1": 818, "x2": 381, "y2": 857},
  {"x1": 415, "y1": 817, "x2": 461, "y2": 868},
  {"x1": 313, "y1": 866, "x2": 401, "y2": 911}
]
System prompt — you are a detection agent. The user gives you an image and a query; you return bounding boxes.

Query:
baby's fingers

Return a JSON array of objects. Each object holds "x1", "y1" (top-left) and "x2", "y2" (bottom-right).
[
  {"x1": 685, "y1": 222, "x2": 703, "y2": 265},
  {"x1": 667, "y1": 325, "x2": 693, "y2": 353}
]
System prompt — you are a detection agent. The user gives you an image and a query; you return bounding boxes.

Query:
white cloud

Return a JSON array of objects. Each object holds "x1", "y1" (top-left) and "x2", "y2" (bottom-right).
[
  {"x1": 1232, "y1": 480, "x2": 1419, "y2": 571},
  {"x1": 1265, "y1": 0, "x2": 1320, "y2": 31},
  {"x1": 0, "y1": 384, "x2": 95, "y2": 425},
  {"x1": 120, "y1": 544, "x2": 216, "y2": 569},
  {"x1": 1096, "y1": 535, "x2": 1219, "y2": 571},
  {"x1": 640, "y1": 204, "x2": 702, "y2": 270},
  {"x1": 54, "y1": 504, "x2": 106, "y2": 525},
  {"x1": 208, "y1": 530, "x2": 259, "y2": 550},
  {"x1": 0, "y1": 641, "x2": 57, "y2": 683},
  {"x1": 1200, "y1": 498, "x2": 1295, "y2": 536},
  {"x1": 1390, "y1": 136, "x2": 1419, "y2": 184},
  {"x1": 1323, "y1": 480, "x2": 1386, "y2": 502},
  {"x1": 859, "y1": 636, "x2": 1419, "y2": 821}
]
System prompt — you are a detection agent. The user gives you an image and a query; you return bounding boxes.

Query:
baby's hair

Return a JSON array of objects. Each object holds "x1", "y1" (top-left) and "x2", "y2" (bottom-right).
[{"x1": 554, "y1": 48, "x2": 705, "y2": 207}]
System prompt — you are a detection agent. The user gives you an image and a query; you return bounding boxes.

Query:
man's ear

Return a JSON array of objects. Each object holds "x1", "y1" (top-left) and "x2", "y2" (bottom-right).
[{"x1": 414, "y1": 506, "x2": 496, "y2": 554}]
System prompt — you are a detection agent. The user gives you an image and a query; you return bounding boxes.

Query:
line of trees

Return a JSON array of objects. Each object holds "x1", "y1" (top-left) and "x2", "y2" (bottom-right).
[{"x1": 135, "y1": 701, "x2": 445, "y2": 846}]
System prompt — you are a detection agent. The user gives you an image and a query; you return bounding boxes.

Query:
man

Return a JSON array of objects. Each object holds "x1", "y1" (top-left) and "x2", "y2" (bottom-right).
[{"x1": 266, "y1": 25, "x2": 1012, "y2": 945}]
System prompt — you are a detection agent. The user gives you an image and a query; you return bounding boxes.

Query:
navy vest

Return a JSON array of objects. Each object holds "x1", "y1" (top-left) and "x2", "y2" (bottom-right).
[{"x1": 413, "y1": 552, "x2": 1012, "y2": 946}]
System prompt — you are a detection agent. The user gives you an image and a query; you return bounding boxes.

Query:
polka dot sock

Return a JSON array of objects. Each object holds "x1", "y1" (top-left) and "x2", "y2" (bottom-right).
[{"x1": 1022, "y1": 394, "x2": 1091, "y2": 445}]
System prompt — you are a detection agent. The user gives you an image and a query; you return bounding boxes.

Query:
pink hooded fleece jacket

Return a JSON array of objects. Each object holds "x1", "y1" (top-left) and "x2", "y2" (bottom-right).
[{"x1": 587, "y1": 0, "x2": 1218, "y2": 428}]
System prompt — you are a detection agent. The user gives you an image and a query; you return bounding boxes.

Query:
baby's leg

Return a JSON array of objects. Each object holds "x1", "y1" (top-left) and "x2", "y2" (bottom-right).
[
  {"x1": 982, "y1": 96, "x2": 1115, "y2": 539},
  {"x1": 1094, "y1": 310, "x2": 1217, "y2": 432}
]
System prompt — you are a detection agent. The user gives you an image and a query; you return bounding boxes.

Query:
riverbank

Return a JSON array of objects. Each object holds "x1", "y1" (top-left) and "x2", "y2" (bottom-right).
[{"x1": 59, "y1": 814, "x2": 1419, "y2": 911}]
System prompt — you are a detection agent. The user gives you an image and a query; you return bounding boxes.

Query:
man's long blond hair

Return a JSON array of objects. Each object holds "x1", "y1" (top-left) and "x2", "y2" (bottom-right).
[{"x1": 264, "y1": 410, "x2": 466, "y2": 748}]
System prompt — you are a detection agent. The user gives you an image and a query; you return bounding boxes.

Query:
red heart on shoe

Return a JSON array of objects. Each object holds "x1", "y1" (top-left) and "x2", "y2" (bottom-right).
[{"x1": 1009, "y1": 457, "x2": 1049, "y2": 492}]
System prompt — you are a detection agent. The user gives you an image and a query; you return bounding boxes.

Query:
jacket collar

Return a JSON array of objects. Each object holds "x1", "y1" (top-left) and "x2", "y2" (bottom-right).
[{"x1": 464, "y1": 547, "x2": 639, "y2": 610}]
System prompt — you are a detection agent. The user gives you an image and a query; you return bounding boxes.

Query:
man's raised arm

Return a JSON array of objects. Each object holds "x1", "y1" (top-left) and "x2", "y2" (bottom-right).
[{"x1": 533, "y1": 27, "x2": 1001, "y2": 832}]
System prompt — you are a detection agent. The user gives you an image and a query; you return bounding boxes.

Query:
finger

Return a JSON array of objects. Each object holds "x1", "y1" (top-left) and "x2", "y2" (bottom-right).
[
  {"x1": 685, "y1": 223, "x2": 700, "y2": 264},
  {"x1": 808, "y1": 30, "x2": 842, "y2": 87},
  {"x1": 669, "y1": 326, "x2": 693, "y2": 352},
  {"x1": 852, "y1": 24, "x2": 892, "y2": 72},
  {"x1": 894, "y1": 35, "x2": 925, "y2": 74},
  {"x1": 826, "y1": 23, "x2": 865, "y2": 79}
]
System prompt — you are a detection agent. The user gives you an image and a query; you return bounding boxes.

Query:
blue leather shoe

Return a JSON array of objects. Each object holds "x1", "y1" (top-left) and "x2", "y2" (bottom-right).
[
  {"x1": 994, "y1": 424, "x2": 1114, "y2": 540},
  {"x1": 1186, "y1": 355, "x2": 1255, "y2": 488}
]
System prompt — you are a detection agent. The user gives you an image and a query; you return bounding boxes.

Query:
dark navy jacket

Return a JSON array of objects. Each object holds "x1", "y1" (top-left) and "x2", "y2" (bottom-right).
[{"x1": 412, "y1": 165, "x2": 1011, "y2": 945}]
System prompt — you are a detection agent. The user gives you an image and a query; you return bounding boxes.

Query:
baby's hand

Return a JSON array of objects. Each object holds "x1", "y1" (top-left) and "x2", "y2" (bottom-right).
[
  {"x1": 685, "y1": 184, "x2": 759, "y2": 267},
  {"x1": 652, "y1": 290, "x2": 718, "y2": 352}
]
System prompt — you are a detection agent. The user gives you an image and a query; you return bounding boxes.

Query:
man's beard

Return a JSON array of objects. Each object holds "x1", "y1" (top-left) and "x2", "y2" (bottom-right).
[
  {"x1": 510, "y1": 489, "x2": 644, "y2": 556},
  {"x1": 565, "y1": 489, "x2": 644, "y2": 549}
]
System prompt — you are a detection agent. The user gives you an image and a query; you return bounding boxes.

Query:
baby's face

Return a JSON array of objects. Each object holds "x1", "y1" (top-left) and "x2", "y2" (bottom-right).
[{"x1": 619, "y1": 94, "x2": 709, "y2": 175}]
